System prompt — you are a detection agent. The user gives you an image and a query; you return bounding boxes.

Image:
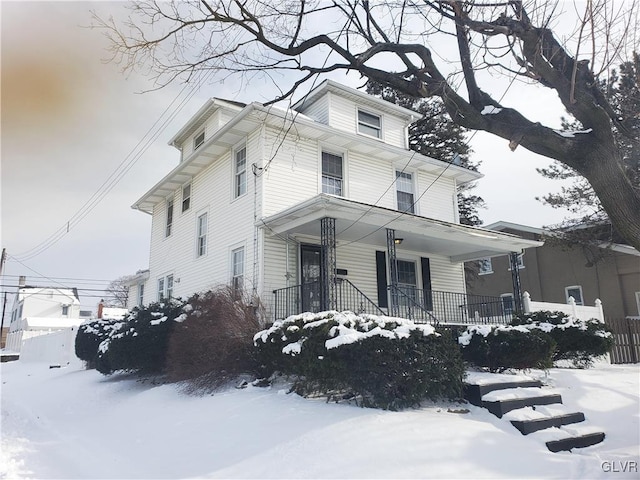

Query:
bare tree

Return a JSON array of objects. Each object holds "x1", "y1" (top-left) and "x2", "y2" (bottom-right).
[
  {"x1": 104, "y1": 275, "x2": 136, "y2": 308},
  {"x1": 96, "y1": 0, "x2": 640, "y2": 250}
]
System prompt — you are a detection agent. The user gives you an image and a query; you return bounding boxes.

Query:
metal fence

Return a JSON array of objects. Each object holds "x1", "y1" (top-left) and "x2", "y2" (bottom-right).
[{"x1": 606, "y1": 317, "x2": 640, "y2": 364}]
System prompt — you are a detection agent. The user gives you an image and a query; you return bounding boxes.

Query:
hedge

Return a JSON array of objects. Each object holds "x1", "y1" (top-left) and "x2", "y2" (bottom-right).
[{"x1": 254, "y1": 311, "x2": 465, "y2": 410}]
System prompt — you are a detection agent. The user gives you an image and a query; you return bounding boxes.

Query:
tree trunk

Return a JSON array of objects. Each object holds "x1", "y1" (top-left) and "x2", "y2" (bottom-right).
[{"x1": 579, "y1": 145, "x2": 640, "y2": 251}]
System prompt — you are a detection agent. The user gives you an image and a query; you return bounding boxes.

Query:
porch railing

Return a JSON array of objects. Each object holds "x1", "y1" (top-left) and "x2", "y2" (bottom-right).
[
  {"x1": 272, "y1": 279, "x2": 385, "y2": 320},
  {"x1": 389, "y1": 286, "x2": 512, "y2": 325}
]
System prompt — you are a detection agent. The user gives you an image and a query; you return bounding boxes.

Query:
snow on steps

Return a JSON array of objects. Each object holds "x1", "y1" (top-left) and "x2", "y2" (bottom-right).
[{"x1": 463, "y1": 372, "x2": 605, "y2": 453}]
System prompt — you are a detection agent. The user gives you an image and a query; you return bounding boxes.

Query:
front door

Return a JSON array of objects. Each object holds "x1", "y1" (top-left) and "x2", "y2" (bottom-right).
[{"x1": 300, "y1": 244, "x2": 322, "y2": 313}]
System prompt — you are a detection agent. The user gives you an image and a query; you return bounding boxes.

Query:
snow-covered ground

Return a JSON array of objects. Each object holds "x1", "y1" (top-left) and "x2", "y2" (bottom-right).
[{"x1": 1, "y1": 358, "x2": 638, "y2": 479}]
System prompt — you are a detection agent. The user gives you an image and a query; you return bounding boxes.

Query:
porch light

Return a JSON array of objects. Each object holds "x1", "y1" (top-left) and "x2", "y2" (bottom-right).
[{"x1": 394, "y1": 238, "x2": 404, "y2": 245}]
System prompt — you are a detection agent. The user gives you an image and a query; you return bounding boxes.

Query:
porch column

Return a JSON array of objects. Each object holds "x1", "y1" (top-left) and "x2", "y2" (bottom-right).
[
  {"x1": 509, "y1": 251, "x2": 523, "y2": 315},
  {"x1": 386, "y1": 228, "x2": 399, "y2": 316},
  {"x1": 320, "y1": 217, "x2": 337, "y2": 311}
]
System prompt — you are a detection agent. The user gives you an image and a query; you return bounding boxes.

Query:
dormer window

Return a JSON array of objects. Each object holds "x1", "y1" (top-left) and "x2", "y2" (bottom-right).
[
  {"x1": 357, "y1": 109, "x2": 381, "y2": 139},
  {"x1": 194, "y1": 130, "x2": 205, "y2": 150}
]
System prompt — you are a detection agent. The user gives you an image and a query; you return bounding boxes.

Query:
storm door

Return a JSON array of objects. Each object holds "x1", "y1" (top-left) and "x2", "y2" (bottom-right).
[{"x1": 300, "y1": 244, "x2": 322, "y2": 313}]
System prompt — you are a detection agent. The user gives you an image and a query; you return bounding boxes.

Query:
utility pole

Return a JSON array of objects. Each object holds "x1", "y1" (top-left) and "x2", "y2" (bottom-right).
[
  {"x1": 0, "y1": 292, "x2": 7, "y2": 349},
  {"x1": 0, "y1": 248, "x2": 6, "y2": 277}
]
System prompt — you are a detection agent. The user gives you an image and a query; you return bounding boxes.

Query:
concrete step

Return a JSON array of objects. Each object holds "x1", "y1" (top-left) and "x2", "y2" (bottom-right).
[
  {"x1": 464, "y1": 376, "x2": 543, "y2": 406},
  {"x1": 503, "y1": 404, "x2": 585, "y2": 435},
  {"x1": 528, "y1": 424, "x2": 606, "y2": 452}
]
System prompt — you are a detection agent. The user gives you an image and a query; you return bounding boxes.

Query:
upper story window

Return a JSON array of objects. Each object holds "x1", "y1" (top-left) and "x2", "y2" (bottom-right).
[
  {"x1": 182, "y1": 183, "x2": 191, "y2": 213},
  {"x1": 235, "y1": 147, "x2": 247, "y2": 198},
  {"x1": 322, "y1": 151, "x2": 343, "y2": 196},
  {"x1": 478, "y1": 258, "x2": 493, "y2": 275},
  {"x1": 197, "y1": 213, "x2": 208, "y2": 257},
  {"x1": 565, "y1": 285, "x2": 584, "y2": 305},
  {"x1": 232, "y1": 247, "x2": 245, "y2": 291},
  {"x1": 357, "y1": 109, "x2": 382, "y2": 138},
  {"x1": 62, "y1": 305, "x2": 69, "y2": 316},
  {"x1": 138, "y1": 283, "x2": 145, "y2": 307},
  {"x1": 165, "y1": 198, "x2": 174, "y2": 237},
  {"x1": 194, "y1": 130, "x2": 205, "y2": 150},
  {"x1": 396, "y1": 171, "x2": 415, "y2": 213}
]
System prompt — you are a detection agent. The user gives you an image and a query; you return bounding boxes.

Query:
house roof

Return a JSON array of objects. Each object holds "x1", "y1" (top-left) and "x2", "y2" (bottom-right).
[
  {"x1": 292, "y1": 80, "x2": 422, "y2": 122},
  {"x1": 18, "y1": 287, "x2": 80, "y2": 304},
  {"x1": 133, "y1": 102, "x2": 482, "y2": 214},
  {"x1": 485, "y1": 221, "x2": 640, "y2": 257},
  {"x1": 260, "y1": 194, "x2": 542, "y2": 263}
]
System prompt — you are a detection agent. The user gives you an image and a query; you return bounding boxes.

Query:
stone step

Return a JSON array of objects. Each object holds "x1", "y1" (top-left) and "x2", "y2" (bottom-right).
[
  {"x1": 464, "y1": 379, "x2": 543, "y2": 406},
  {"x1": 546, "y1": 432, "x2": 606, "y2": 452},
  {"x1": 481, "y1": 387, "x2": 562, "y2": 418},
  {"x1": 511, "y1": 412, "x2": 585, "y2": 435}
]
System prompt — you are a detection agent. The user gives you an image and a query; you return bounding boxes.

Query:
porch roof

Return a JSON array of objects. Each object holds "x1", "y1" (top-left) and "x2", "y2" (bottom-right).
[{"x1": 259, "y1": 194, "x2": 543, "y2": 262}]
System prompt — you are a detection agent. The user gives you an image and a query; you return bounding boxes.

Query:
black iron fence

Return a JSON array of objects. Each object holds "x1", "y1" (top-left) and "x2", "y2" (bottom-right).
[
  {"x1": 389, "y1": 286, "x2": 512, "y2": 325},
  {"x1": 272, "y1": 279, "x2": 385, "y2": 320}
]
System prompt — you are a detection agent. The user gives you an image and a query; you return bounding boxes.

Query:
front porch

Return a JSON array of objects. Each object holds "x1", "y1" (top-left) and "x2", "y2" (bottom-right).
[
  {"x1": 261, "y1": 194, "x2": 542, "y2": 324},
  {"x1": 273, "y1": 281, "x2": 514, "y2": 325}
]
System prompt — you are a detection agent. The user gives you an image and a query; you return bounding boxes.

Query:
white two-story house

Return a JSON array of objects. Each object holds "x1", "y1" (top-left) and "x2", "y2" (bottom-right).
[{"x1": 130, "y1": 80, "x2": 540, "y2": 323}]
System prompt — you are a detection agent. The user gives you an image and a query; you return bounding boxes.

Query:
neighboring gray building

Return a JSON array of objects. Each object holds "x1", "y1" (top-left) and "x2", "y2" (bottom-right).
[{"x1": 467, "y1": 222, "x2": 640, "y2": 320}]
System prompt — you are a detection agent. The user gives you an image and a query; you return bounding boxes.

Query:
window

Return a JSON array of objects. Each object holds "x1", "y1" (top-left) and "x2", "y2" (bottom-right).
[
  {"x1": 232, "y1": 247, "x2": 245, "y2": 291},
  {"x1": 166, "y1": 198, "x2": 174, "y2": 237},
  {"x1": 322, "y1": 151, "x2": 343, "y2": 196},
  {"x1": 478, "y1": 258, "x2": 493, "y2": 275},
  {"x1": 357, "y1": 109, "x2": 381, "y2": 138},
  {"x1": 166, "y1": 275, "x2": 174, "y2": 299},
  {"x1": 62, "y1": 305, "x2": 69, "y2": 316},
  {"x1": 565, "y1": 285, "x2": 584, "y2": 305},
  {"x1": 138, "y1": 283, "x2": 145, "y2": 307},
  {"x1": 158, "y1": 278, "x2": 165, "y2": 301},
  {"x1": 235, "y1": 147, "x2": 247, "y2": 198},
  {"x1": 396, "y1": 171, "x2": 415, "y2": 213},
  {"x1": 194, "y1": 130, "x2": 205, "y2": 150},
  {"x1": 508, "y1": 252, "x2": 525, "y2": 270},
  {"x1": 197, "y1": 213, "x2": 208, "y2": 257},
  {"x1": 182, "y1": 183, "x2": 191, "y2": 212},
  {"x1": 500, "y1": 293, "x2": 514, "y2": 315}
]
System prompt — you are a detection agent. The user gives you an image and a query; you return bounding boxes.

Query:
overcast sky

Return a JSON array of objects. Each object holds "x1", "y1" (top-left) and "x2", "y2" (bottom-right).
[{"x1": 1, "y1": 1, "x2": 579, "y2": 310}]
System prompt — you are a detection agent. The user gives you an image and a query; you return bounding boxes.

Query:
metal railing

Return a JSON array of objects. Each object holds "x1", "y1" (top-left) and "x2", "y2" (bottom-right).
[
  {"x1": 272, "y1": 279, "x2": 385, "y2": 320},
  {"x1": 389, "y1": 286, "x2": 512, "y2": 325}
]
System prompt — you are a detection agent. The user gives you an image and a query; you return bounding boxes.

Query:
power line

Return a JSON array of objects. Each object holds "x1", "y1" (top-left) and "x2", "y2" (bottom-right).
[{"x1": 13, "y1": 67, "x2": 217, "y2": 262}]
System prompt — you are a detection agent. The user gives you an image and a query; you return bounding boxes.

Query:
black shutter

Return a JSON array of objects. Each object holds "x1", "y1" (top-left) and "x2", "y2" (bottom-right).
[
  {"x1": 421, "y1": 257, "x2": 433, "y2": 311},
  {"x1": 376, "y1": 251, "x2": 388, "y2": 308}
]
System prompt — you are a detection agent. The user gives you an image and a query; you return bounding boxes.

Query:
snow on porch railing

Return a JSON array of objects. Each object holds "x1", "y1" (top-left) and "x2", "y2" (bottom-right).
[{"x1": 522, "y1": 291, "x2": 604, "y2": 322}]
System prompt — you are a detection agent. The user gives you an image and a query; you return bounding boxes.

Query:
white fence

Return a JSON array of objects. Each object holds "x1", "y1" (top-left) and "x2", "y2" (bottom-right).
[
  {"x1": 522, "y1": 291, "x2": 604, "y2": 322},
  {"x1": 19, "y1": 327, "x2": 78, "y2": 365}
]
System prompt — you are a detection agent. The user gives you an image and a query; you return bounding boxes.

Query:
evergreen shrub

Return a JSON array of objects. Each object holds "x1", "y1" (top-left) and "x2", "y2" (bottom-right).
[
  {"x1": 511, "y1": 311, "x2": 614, "y2": 367},
  {"x1": 166, "y1": 287, "x2": 262, "y2": 390},
  {"x1": 96, "y1": 299, "x2": 186, "y2": 375},
  {"x1": 254, "y1": 311, "x2": 465, "y2": 410},
  {"x1": 75, "y1": 318, "x2": 121, "y2": 369},
  {"x1": 459, "y1": 325, "x2": 556, "y2": 372}
]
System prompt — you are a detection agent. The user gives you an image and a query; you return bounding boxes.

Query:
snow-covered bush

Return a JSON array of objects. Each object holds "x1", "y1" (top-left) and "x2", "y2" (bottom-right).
[
  {"x1": 254, "y1": 311, "x2": 465, "y2": 410},
  {"x1": 96, "y1": 299, "x2": 187, "y2": 375},
  {"x1": 459, "y1": 325, "x2": 555, "y2": 373},
  {"x1": 75, "y1": 318, "x2": 121, "y2": 369},
  {"x1": 166, "y1": 287, "x2": 262, "y2": 390},
  {"x1": 511, "y1": 311, "x2": 614, "y2": 368}
]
